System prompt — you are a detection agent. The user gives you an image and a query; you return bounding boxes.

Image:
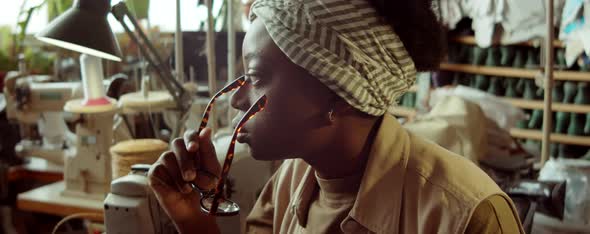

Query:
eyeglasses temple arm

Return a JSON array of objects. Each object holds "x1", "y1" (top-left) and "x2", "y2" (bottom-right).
[
  {"x1": 208, "y1": 95, "x2": 266, "y2": 214},
  {"x1": 196, "y1": 76, "x2": 246, "y2": 134}
]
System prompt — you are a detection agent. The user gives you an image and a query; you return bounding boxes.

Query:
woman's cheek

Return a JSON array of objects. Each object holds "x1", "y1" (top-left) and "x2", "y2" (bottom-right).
[{"x1": 251, "y1": 108, "x2": 289, "y2": 142}]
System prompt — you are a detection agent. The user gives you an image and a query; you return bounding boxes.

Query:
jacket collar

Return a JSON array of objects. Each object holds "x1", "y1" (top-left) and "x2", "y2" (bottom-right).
[
  {"x1": 348, "y1": 114, "x2": 410, "y2": 233},
  {"x1": 293, "y1": 114, "x2": 411, "y2": 233}
]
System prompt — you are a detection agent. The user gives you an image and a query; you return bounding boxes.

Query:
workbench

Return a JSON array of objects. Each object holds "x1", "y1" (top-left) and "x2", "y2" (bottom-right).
[
  {"x1": 9, "y1": 157, "x2": 103, "y2": 222},
  {"x1": 17, "y1": 181, "x2": 104, "y2": 222},
  {"x1": 8, "y1": 157, "x2": 63, "y2": 183}
]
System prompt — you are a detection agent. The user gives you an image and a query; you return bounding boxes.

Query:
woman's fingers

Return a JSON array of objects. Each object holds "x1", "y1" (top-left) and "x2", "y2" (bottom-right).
[
  {"x1": 161, "y1": 151, "x2": 192, "y2": 194},
  {"x1": 148, "y1": 150, "x2": 209, "y2": 226},
  {"x1": 172, "y1": 138, "x2": 198, "y2": 182},
  {"x1": 195, "y1": 128, "x2": 222, "y2": 190},
  {"x1": 152, "y1": 128, "x2": 222, "y2": 193},
  {"x1": 148, "y1": 160, "x2": 175, "y2": 197},
  {"x1": 184, "y1": 129, "x2": 200, "y2": 152}
]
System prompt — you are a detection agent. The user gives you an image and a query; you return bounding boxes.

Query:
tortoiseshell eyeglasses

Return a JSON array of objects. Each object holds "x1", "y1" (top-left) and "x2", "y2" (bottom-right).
[{"x1": 193, "y1": 75, "x2": 267, "y2": 216}]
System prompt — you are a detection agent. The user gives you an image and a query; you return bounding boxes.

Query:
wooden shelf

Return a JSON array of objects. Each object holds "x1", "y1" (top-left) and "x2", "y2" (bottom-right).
[
  {"x1": 440, "y1": 63, "x2": 538, "y2": 78},
  {"x1": 500, "y1": 98, "x2": 590, "y2": 113},
  {"x1": 553, "y1": 70, "x2": 590, "y2": 81},
  {"x1": 450, "y1": 35, "x2": 565, "y2": 48},
  {"x1": 389, "y1": 106, "x2": 416, "y2": 118},
  {"x1": 509, "y1": 128, "x2": 590, "y2": 146},
  {"x1": 439, "y1": 63, "x2": 590, "y2": 82},
  {"x1": 390, "y1": 105, "x2": 590, "y2": 146}
]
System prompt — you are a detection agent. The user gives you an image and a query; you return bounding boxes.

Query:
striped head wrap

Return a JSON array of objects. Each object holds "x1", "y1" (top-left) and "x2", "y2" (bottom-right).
[{"x1": 249, "y1": 0, "x2": 417, "y2": 116}]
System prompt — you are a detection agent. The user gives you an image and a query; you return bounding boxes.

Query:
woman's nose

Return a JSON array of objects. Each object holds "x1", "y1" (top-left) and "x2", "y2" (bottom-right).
[{"x1": 230, "y1": 84, "x2": 251, "y2": 111}]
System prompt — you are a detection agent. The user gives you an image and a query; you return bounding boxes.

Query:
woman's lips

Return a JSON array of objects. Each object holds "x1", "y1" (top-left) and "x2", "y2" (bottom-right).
[{"x1": 232, "y1": 114, "x2": 252, "y2": 143}]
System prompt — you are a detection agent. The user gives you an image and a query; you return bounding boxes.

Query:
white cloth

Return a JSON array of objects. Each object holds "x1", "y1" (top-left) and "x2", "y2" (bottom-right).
[
  {"x1": 438, "y1": 0, "x2": 467, "y2": 30},
  {"x1": 438, "y1": 0, "x2": 566, "y2": 47},
  {"x1": 438, "y1": 0, "x2": 505, "y2": 47},
  {"x1": 405, "y1": 95, "x2": 515, "y2": 163},
  {"x1": 500, "y1": 0, "x2": 565, "y2": 45},
  {"x1": 471, "y1": 0, "x2": 504, "y2": 47},
  {"x1": 559, "y1": 0, "x2": 590, "y2": 66},
  {"x1": 429, "y1": 85, "x2": 526, "y2": 131},
  {"x1": 404, "y1": 96, "x2": 488, "y2": 163}
]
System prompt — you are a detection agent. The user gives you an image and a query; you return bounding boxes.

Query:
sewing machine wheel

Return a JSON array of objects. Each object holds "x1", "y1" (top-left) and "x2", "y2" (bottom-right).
[{"x1": 200, "y1": 195, "x2": 240, "y2": 216}]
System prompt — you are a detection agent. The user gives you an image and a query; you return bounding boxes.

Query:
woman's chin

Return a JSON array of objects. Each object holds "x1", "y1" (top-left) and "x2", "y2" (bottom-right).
[
  {"x1": 249, "y1": 150, "x2": 273, "y2": 161},
  {"x1": 248, "y1": 147, "x2": 283, "y2": 161}
]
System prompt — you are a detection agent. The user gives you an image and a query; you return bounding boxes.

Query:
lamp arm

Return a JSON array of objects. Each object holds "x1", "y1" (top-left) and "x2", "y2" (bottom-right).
[{"x1": 110, "y1": 2, "x2": 191, "y2": 112}]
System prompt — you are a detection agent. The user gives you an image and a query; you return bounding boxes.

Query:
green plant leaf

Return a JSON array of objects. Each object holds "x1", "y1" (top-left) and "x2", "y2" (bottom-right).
[
  {"x1": 0, "y1": 26, "x2": 13, "y2": 53},
  {"x1": 47, "y1": 0, "x2": 72, "y2": 21},
  {"x1": 126, "y1": 0, "x2": 150, "y2": 19},
  {"x1": 16, "y1": 2, "x2": 46, "y2": 54}
]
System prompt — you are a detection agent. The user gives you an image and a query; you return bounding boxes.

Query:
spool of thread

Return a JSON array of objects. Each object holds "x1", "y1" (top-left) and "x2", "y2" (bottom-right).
[{"x1": 110, "y1": 139, "x2": 168, "y2": 179}]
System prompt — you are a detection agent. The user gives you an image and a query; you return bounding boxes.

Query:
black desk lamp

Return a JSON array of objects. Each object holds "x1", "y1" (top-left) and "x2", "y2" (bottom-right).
[
  {"x1": 37, "y1": 0, "x2": 121, "y2": 62},
  {"x1": 36, "y1": 0, "x2": 121, "y2": 107}
]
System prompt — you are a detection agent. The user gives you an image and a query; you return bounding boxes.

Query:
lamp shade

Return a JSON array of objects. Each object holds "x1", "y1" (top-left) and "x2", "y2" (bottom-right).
[{"x1": 36, "y1": 0, "x2": 122, "y2": 62}]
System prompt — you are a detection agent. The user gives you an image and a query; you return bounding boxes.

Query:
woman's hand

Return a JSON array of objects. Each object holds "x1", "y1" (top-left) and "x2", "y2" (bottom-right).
[{"x1": 148, "y1": 128, "x2": 221, "y2": 233}]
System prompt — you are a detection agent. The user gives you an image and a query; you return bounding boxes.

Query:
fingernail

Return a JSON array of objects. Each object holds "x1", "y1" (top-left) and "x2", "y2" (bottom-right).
[
  {"x1": 201, "y1": 128, "x2": 210, "y2": 137},
  {"x1": 184, "y1": 170, "x2": 196, "y2": 181},
  {"x1": 187, "y1": 142, "x2": 197, "y2": 151},
  {"x1": 182, "y1": 183, "x2": 192, "y2": 194}
]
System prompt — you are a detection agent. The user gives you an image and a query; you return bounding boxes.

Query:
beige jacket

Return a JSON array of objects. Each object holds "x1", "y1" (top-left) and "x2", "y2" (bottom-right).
[{"x1": 246, "y1": 114, "x2": 523, "y2": 233}]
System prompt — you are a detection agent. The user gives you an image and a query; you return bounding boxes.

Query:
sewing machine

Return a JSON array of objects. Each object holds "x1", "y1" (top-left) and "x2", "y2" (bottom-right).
[
  {"x1": 3, "y1": 72, "x2": 80, "y2": 165},
  {"x1": 3, "y1": 55, "x2": 120, "y2": 200},
  {"x1": 104, "y1": 164, "x2": 176, "y2": 234},
  {"x1": 105, "y1": 135, "x2": 273, "y2": 234}
]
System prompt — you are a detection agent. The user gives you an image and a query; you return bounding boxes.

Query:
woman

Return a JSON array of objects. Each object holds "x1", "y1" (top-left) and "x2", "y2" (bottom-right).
[{"x1": 148, "y1": 0, "x2": 524, "y2": 233}]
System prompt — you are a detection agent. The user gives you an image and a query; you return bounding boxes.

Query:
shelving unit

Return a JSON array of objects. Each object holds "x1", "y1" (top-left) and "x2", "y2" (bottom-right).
[
  {"x1": 500, "y1": 97, "x2": 590, "y2": 113},
  {"x1": 439, "y1": 63, "x2": 590, "y2": 82},
  {"x1": 509, "y1": 128, "x2": 590, "y2": 146},
  {"x1": 391, "y1": 34, "x2": 590, "y2": 151},
  {"x1": 449, "y1": 35, "x2": 565, "y2": 48}
]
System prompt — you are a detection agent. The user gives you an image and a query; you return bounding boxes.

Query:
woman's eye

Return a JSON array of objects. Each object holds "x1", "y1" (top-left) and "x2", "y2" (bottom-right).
[
  {"x1": 251, "y1": 79, "x2": 262, "y2": 86},
  {"x1": 246, "y1": 75, "x2": 263, "y2": 87}
]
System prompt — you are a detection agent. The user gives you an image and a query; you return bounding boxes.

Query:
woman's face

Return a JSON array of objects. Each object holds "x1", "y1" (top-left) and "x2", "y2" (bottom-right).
[{"x1": 230, "y1": 19, "x2": 336, "y2": 161}]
